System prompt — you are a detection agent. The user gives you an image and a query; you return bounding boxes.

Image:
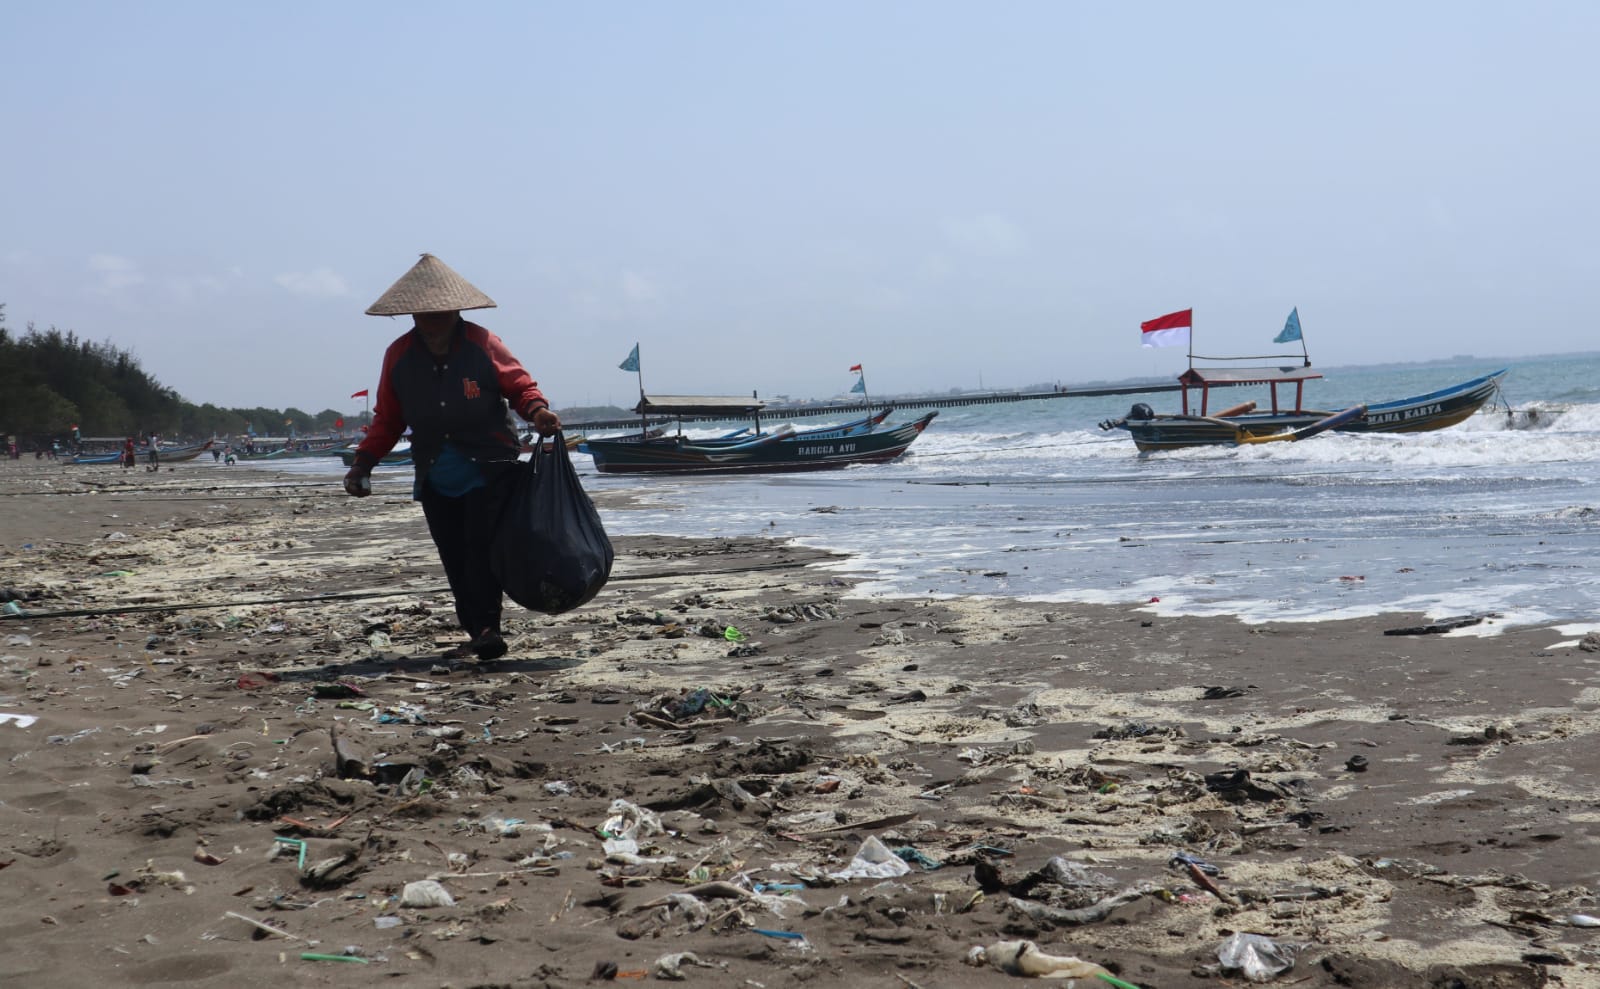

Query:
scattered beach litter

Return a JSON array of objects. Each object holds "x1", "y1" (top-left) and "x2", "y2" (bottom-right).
[{"x1": 0, "y1": 467, "x2": 1591, "y2": 986}]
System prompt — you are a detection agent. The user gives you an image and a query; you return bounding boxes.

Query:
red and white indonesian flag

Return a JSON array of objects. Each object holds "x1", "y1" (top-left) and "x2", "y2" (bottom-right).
[{"x1": 1140, "y1": 308, "x2": 1192, "y2": 349}]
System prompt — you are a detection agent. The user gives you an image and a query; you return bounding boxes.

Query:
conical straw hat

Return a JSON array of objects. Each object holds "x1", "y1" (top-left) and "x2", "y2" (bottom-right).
[{"x1": 365, "y1": 254, "x2": 497, "y2": 316}]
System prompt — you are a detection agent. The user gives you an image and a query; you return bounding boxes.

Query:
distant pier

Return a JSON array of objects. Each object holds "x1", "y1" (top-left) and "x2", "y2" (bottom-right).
[{"x1": 563, "y1": 381, "x2": 1185, "y2": 430}]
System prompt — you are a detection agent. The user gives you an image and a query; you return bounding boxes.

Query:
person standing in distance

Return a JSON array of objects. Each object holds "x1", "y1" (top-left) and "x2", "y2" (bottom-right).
[{"x1": 342, "y1": 254, "x2": 561, "y2": 660}]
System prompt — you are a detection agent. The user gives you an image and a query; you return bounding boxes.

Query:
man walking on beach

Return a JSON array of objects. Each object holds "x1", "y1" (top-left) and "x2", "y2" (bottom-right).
[{"x1": 342, "y1": 254, "x2": 561, "y2": 662}]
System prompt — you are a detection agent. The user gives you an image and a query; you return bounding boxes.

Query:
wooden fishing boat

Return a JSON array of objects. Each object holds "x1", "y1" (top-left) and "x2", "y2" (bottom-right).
[
  {"x1": 1100, "y1": 367, "x2": 1507, "y2": 452},
  {"x1": 156, "y1": 439, "x2": 217, "y2": 462},
  {"x1": 66, "y1": 449, "x2": 126, "y2": 464},
  {"x1": 232, "y1": 437, "x2": 353, "y2": 460},
  {"x1": 68, "y1": 439, "x2": 214, "y2": 464},
  {"x1": 334, "y1": 445, "x2": 412, "y2": 467},
  {"x1": 578, "y1": 396, "x2": 934, "y2": 474}
]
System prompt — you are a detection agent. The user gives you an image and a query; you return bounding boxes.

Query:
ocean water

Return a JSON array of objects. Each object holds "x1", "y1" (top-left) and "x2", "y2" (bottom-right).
[{"x1": 570, "y1": 354, "x2": 1600, "y2": 633}]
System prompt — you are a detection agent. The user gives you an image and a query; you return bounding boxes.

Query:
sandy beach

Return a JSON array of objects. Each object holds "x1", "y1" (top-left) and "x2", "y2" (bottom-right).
[{"x1": 1, "y1": 457, "x2": 1595, "y2": 987}]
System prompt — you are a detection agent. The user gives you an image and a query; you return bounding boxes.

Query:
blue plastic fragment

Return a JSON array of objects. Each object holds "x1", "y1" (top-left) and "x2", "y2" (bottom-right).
[
  {"x1": 752, "y1": 928, "x2": 806, "y2": 940},
  {"x1": 1170, "y1": 852, "x2": 1220, "y2": 876},
  {"x1": 893, "y1": 846, "x2": 943, "y2": 870}
]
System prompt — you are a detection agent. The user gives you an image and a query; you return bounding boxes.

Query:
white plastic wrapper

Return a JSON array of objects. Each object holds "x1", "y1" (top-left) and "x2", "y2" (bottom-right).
[
  {"x1": 399, "y1": 879, "x2": 456, "y2": 908},
  {"x1": 827, "y1": 835, "x2": 911, "y2": 881},
  {"x1": 1217, "y1": 932, "x2": 1299, "y2": 982}
]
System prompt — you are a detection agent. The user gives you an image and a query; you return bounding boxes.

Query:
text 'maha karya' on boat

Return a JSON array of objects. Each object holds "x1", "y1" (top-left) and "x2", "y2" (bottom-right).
[
  {"x1": 577, "y1": 394, "x2": 937, "y2": 474},
  {"x1": 1099, "y1": 364, "x2": 1508, "y2": 452}
]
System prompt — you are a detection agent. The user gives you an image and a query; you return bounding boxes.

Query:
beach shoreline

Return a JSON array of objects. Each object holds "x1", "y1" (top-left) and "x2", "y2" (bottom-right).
[{"x1": 0, "y1": 458, "x2": 1592, "y2": 987}]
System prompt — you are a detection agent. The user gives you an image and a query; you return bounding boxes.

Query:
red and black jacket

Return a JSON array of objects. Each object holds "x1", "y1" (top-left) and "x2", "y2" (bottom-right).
[{"x1": 352, "y1": 319, "x2": 547, "y2": 477}]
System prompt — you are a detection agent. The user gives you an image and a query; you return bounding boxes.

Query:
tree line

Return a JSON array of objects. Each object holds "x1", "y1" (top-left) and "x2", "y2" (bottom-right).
[{"x1": 0, "y1": 306, "x2": 351, "y2": 448}]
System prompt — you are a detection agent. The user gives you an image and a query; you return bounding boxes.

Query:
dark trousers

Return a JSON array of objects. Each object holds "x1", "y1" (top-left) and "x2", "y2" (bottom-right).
[{"x1": 419, "y1": 468, "x2": 515, "y2": 636}]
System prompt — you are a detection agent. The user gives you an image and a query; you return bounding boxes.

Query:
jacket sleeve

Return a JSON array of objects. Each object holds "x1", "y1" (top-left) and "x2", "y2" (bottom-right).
[
  {"x1": 480, "y1": 328, "x2": 549, "y2": 420},
  {"x1": 351, "y1": 339, "x2": 409, "y2": 471}
]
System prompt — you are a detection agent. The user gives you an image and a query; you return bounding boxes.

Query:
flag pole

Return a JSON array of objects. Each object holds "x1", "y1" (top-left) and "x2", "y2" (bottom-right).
[
  {"x1": 1299, "y1": 311, "x2": 1311, "y2": 367},
  {"x1": 860, "y1": 367, "x2": 870, "y2": 408},
  {"x1": 1188, "y1": 309, "x2": 1195, "y2": 371},
  {"x1": 636, "y1": 344, "x2": 647, "y2": 437}
]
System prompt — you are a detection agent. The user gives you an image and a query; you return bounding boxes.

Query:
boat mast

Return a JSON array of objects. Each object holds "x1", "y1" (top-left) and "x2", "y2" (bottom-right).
[{"x1": 631, "y1": 343, "x2": 647, "y2": 437}]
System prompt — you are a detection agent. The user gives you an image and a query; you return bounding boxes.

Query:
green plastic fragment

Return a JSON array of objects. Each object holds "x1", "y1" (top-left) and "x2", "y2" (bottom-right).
[{"x1": 274, "y1": 836, "x2": 307, "y2": 870}]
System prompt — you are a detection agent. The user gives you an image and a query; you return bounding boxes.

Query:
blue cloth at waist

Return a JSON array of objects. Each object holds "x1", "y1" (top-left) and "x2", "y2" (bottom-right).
[{"x1": 417, "y1": 443, "x2": 486, "y2": 499}]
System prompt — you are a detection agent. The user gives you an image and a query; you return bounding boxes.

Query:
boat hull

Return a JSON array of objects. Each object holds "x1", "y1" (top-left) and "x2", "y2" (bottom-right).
[
  {"x1": 335, "y1": 447, "x2": 413, "y2": 467},
  {"x1": 69, "y1": 439, "x2": 214, "y2": 464},
  {"x1": 583, "y1": 412, "x2": 936, "y2": 474},
  {"x1": 1119, "y1": 371, "x2": 1505, "y2": 452}
]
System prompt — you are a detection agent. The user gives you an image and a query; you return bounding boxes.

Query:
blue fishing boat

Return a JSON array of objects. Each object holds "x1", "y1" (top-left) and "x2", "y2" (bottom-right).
[
  {"x1": 578, "y1": 397, "x2": 933, "y2": 474},
  {"x1": 1100, "y1": 367, "x2": 1507, "y2": 452}
]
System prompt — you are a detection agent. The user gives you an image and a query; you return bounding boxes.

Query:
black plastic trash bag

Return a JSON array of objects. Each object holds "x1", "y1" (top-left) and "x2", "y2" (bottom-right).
[{"x1": 490, "y1": 435, "x2": 614, "y2": 614}]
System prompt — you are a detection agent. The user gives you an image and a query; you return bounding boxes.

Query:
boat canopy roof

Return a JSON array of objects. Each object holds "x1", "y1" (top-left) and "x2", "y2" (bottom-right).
[
  {"x1": 633, "y1": 394, "x2": 766, "y2": 416},
  {"x1": 1179, "y1": 366, "x2": 1322, "y2": 387}
]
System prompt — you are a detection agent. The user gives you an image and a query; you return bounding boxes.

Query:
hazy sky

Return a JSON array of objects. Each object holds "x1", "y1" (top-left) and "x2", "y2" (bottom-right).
[{"x1": 4, "y1": 2, "x2": 1596, "y2": 414}]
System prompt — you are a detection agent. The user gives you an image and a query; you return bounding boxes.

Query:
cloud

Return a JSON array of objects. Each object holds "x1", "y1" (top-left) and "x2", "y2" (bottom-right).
[
  {"x1": 621, "y1": 270, "x2": 660, "y2": 302},
  {"x1": 274, "y1": 267, "x2": 350, "y2": 298},
  {"x1": 88, "y1": 254, "x2": 145, "y2": 294},
  {"x1": 941, "y1": 213, "x2": 1028, "y2": 257},
  {"x1": 167, "y1": 272, "x2": 231, "y2": 305}
]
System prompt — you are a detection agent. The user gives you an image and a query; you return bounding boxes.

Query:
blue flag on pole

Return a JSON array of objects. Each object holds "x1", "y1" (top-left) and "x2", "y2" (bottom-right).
[
  {"x1": 618, "y1": 343, "x2": 640, "y2": 372},
  {"x1": 1274, "y1": 307, "x2": 1302, "y2": 344},
  {"x1": 850, "y1": 376, "x2": 866, "y2": 394}
]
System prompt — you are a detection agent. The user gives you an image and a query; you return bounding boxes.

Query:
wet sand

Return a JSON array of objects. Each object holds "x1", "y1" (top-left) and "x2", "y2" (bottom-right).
[{"x1": 1, "y1": 457, "x2": 1596, "y2": 987}]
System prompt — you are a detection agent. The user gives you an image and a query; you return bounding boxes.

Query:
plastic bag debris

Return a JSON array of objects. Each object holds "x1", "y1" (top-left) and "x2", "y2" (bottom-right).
[
  {"x1": 600, "y1": 798, "x2": 664, "y2": 856},
  {"x1": 749, "y1": 890, "x2": 810, "y2": 918},
  {"x1": 399, "y1": 879, "x2": 456, "y2": 908},
  {"x1": 619, "y1": 892, "x2": 710, "y2": 939},
  {"x1": 1217, "y1": 932, "x2": 1298, "y2": 982},
  {"x1": 990, "y1": 856, "x2": 1116, "y2": 901},
  {"x1": 964, "y1": 939, "x2": 1112, "y2": 979},
  {"x1": 0, "y1": 713, "x2": 40, "y2": 729},
  {"x1": 828, "y1": 835, "x2": 912, "y2": 880},
  {"x1": 653, "y1": 951, "x2": 720, "y2": 980}
]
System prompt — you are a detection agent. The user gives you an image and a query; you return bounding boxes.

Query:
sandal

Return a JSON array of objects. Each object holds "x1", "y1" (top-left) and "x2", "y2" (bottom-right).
[{"x1": 470, "y1": 629, "x2": 508, "y2": 661}]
